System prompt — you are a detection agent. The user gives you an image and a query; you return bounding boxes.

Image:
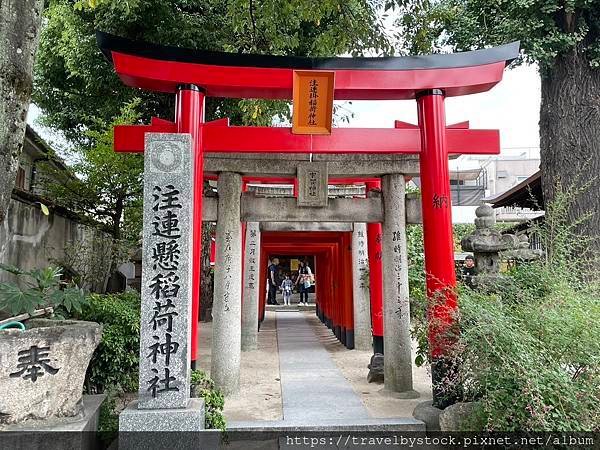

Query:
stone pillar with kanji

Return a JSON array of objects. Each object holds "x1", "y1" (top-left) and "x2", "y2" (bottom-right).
[
  {"x1": 119, "y1": 133, "x2": 205, "y2": 440},
  {"x1": 241, "y1": 221, "x2": 261, "y2": 351},
  {"x1": 352, "y1": 222, "x2": 371, "y2": 351},
  {"x1": 381, "y1": 174, "x2": 418, "y2": 398}
]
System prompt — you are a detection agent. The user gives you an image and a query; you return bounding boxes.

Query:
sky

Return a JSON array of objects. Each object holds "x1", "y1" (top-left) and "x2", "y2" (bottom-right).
[
  {"x1": 28, "y1": 104, "x2": 68, "y2": 154},
  {"x1": 340, "y1": 63, "x2": 541, "y2": 160}
]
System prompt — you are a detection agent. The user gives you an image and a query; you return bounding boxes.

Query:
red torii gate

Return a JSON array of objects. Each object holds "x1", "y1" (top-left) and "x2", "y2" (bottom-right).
[{"x1": 97, "y1": 31, "x2": 518, "y2": 406}]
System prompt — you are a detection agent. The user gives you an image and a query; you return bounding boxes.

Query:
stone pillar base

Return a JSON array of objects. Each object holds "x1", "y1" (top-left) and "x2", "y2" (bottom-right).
[
  {"x1": 380, "y1": 388, "x2": 421, "y2": 400},
  {"x1": 119, "y1": 399, "x2": 205, "y2": 449},
  {"x1": 0, "y1": 394, "x2": 105, "y2": 450}
]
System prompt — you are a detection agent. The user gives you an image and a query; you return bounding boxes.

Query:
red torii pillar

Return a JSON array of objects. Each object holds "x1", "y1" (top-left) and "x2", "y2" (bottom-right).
[
  {"x1": 417, "y1": 90, "x2": 459, "y2": 407},
  {"x1": 175, "y1": 84, "x2": 204, "y2": 367},
  {"x1": 365, "y1": 180, "x2": 384, "y2": 354}
]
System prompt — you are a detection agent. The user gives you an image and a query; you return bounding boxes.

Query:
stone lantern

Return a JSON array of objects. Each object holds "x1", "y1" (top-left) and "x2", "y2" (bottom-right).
[
  {"x1": 461, "y1": 205, "x2": 543, "y2": 287},
  {"x1": 461, "y1": 205, "x2": 512, "y2": 277}
]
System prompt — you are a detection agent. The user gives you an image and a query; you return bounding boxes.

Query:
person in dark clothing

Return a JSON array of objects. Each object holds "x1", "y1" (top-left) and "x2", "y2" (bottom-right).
[
  {"x1": 461, "y1": 254, "x2": 477, "y2": 288},
  {"x1": 267, "y1": 258, "x2": 280, "y2": 305}
]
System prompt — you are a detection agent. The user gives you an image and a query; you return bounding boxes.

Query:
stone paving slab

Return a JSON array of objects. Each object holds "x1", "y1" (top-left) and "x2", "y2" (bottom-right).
[
  {"x1": 225, "y1": 311, "x2": 425, "y2": 432},
  {"x1": 276, "y1": 312, "x2": 370, "y2": 423}
]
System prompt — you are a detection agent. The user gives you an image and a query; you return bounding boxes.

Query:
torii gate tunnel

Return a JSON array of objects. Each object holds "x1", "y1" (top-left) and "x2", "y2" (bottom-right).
[{"x1": 98, "y1": 32, "x2": 519, "y2": 406}]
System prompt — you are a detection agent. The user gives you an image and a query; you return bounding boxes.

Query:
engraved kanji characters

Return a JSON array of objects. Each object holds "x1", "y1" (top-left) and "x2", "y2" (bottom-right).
[{"x1": 9, "y1": 346, "x2": 59, "y2": 382}]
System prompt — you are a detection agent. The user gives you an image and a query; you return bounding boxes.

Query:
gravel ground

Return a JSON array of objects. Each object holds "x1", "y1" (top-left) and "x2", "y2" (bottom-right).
[{"x1": 196, "y1": 311, "x2": 283, "y2": 422}]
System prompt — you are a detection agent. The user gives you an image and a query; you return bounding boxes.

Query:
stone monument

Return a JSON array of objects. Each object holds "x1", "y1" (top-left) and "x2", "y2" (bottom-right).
[
  {"x1": 119, "y1": 134, "x2": 205, "y2": 442},
  {"x1": 461, "y1": 204, "x2": 542, "y2": 287},
  {"x1": 0, "y1": 319, "x2": 104, "y2": 450}
]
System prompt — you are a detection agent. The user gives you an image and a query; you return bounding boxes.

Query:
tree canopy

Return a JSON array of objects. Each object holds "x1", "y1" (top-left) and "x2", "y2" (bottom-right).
[
  {"x1": 394, "y1": 0, "x2": 600, "y2": 71},
  {"x1": 34, "y1": 0, "x2": 393, "y2": 142},
  {"x1": 33, "y1": 0, "x2": 393, "y2": 238},
  {"x1": 394, "y1": 0, "x2": 600, "y2": 254}
]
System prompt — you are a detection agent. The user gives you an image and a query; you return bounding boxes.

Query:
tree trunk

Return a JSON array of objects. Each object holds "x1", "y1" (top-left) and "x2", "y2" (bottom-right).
[
  {"x1": 200, "y1": 222, "x2": 215, "y2": 321},
  {"x1": 539, "y1": 47, "x2": 600, "y2": 254},
  {"x1": 0, "y1": 0, "x2": 44, "y2": 221},
  {"x1": 112, "y1": 196, "x2": 124, "y2": 240},
  {"x1": 103, "y1": 197, "x2": 124, "y2": 293},
  {"x1": 200, "y1": 181, "x2": 217, "y2": 321}
]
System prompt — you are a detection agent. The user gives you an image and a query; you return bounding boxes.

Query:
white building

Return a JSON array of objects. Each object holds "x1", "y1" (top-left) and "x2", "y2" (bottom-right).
[{"x1": 448, "y1": 150, "x2": 540, "y2": 223}]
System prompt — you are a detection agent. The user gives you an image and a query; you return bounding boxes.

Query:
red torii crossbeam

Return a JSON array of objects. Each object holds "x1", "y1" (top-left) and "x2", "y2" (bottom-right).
[
  {"x1": 97, "y1": 31, "x2": 518, "y2": 407},
  {"x1": 114, "y1": 118, "x2": 499, "y2": 155}
]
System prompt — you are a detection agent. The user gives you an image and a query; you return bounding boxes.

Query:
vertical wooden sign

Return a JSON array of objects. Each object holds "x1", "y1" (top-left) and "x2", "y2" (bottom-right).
[{"x1": 292, "y1": 70, "x2": 335, "y2": 135}]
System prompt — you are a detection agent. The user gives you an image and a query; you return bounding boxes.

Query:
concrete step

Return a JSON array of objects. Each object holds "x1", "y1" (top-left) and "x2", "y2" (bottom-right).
[
  {"x1": 196, "y1": 418, "x2": 426, "y2": 450},
  {"x1": 227, "y1": 417, "x2": 425, "y2": 431}
]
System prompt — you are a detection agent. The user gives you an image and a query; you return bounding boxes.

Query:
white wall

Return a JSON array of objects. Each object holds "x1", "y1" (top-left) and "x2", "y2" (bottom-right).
[{"x1": 452, "y1": 206, "x2": 478, "y2": 224}]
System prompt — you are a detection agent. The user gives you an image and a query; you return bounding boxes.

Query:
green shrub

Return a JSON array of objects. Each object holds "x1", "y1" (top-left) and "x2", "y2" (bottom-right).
[
  {"x1": 407, "y1": 224, "x2": 475, "y2": 366},
  {"x1": 190, "y1": 369, "x2": 226, "y2": 431},
  {"x1": 411, "y1": 185, "x2": 600, "y2": 431},
  {"x1": 97, "y1": 389, "x2": 120, "y2": 447},
  {"x1": 455, "y1": 273, "x2": 599, "y2": 431},
  {"x1": 77, "y1": 291, "x2": 140, "y2": 393}
]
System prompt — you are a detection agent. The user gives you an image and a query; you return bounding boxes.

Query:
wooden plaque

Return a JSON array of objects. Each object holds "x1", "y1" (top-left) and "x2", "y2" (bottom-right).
[{"x1": 292, "y1": 70, "x2": 334, "y2": 135}]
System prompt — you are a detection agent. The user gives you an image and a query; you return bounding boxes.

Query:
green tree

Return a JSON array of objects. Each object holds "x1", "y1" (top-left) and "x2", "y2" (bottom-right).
[
  {"x1": 40, "y1": 100, "x2": 144, "y2": 241},
  {"x1": 34, "y1": 0, "x2": 392, "y2": 304},
  {"x1": 393, "y1": 0, "x2": 600, "y2": 253},
  {"x1": 34, "y1": 0, "x2": 392, "y2": 143},
  {"x1": 33, "y1": 0, "x2": 393, "y2": 243}
]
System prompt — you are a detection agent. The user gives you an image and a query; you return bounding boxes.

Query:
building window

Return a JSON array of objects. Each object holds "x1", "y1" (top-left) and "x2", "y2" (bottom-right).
[{"x1": 15, "y1": 167, "x2": 25, "y2": 190}]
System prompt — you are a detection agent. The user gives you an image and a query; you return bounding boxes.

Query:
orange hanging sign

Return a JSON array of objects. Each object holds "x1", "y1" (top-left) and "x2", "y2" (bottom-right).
[{"x1": 292, "y1": 70, "x2": 335, "y2": 135}]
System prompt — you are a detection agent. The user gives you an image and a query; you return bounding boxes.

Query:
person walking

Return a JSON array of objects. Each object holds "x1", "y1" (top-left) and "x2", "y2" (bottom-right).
[
  {"x1": 295, "y1": 260, "x2": 313, "y2": 306},
  {"x1": 267, "y1": 258, "x2": 280, "y2": 305},
  {"x1": 280, "y1": 273, "x2": 294, "y2": 306}
]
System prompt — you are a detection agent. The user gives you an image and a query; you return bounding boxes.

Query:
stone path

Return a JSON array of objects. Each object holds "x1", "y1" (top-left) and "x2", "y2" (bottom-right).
[
  {"x1": 277, "y1": 312, "x2": 370, "y2": 423},
  {"x1": 228, "y1": 312, "x2": 424, "y2": 431}
]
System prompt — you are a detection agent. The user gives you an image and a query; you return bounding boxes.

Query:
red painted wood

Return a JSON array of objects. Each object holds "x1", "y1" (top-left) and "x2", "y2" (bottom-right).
[
  {"x1": 203, "y1": 126, "x2": 500, "y2": 155},
  {"x1": 176, "y1": 87, "x2": 204, "y2": 362},
  {"x1": 417, "y1": 93, "x2": 458, "y2": 359},
  {"x1": 394, "y1": 120, "x2": 419, "y2": 129},
  {"x1": 115, "y1": 123, "x2": 499, "y2": 156},
  {"x1": 205, "y1": 176, "x2": 380, "y2": 184},
  {"x1": 261, "y1": 231, "x2": 354, "y2": 344},
  {"x1": 114, "y1": 123, "x2": 176, "y2": 152},
  {"x1": 366, "y1": 181, "x2": 384, "y2": 338},
  {"x1": 111, "y1": 51, "x2": 506, "y2": 100}
]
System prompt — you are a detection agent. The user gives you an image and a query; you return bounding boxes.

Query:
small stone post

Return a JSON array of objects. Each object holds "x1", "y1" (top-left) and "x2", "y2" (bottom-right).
[
  {"x1": 352, "y1": 222, "x2": 372, "y2": 351},
  {"x1": 381, "y1": 174, "x2": 418, "y2": 397},
  {"x1": 119, "y1": 133, "x2": 205, "y2": 437},
  {"x1": 241, "y1": 221, "x2": 261, "y2": 351},
  {"x1": 211, "y1": 172, "x2": 243, "y2": 395}
]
